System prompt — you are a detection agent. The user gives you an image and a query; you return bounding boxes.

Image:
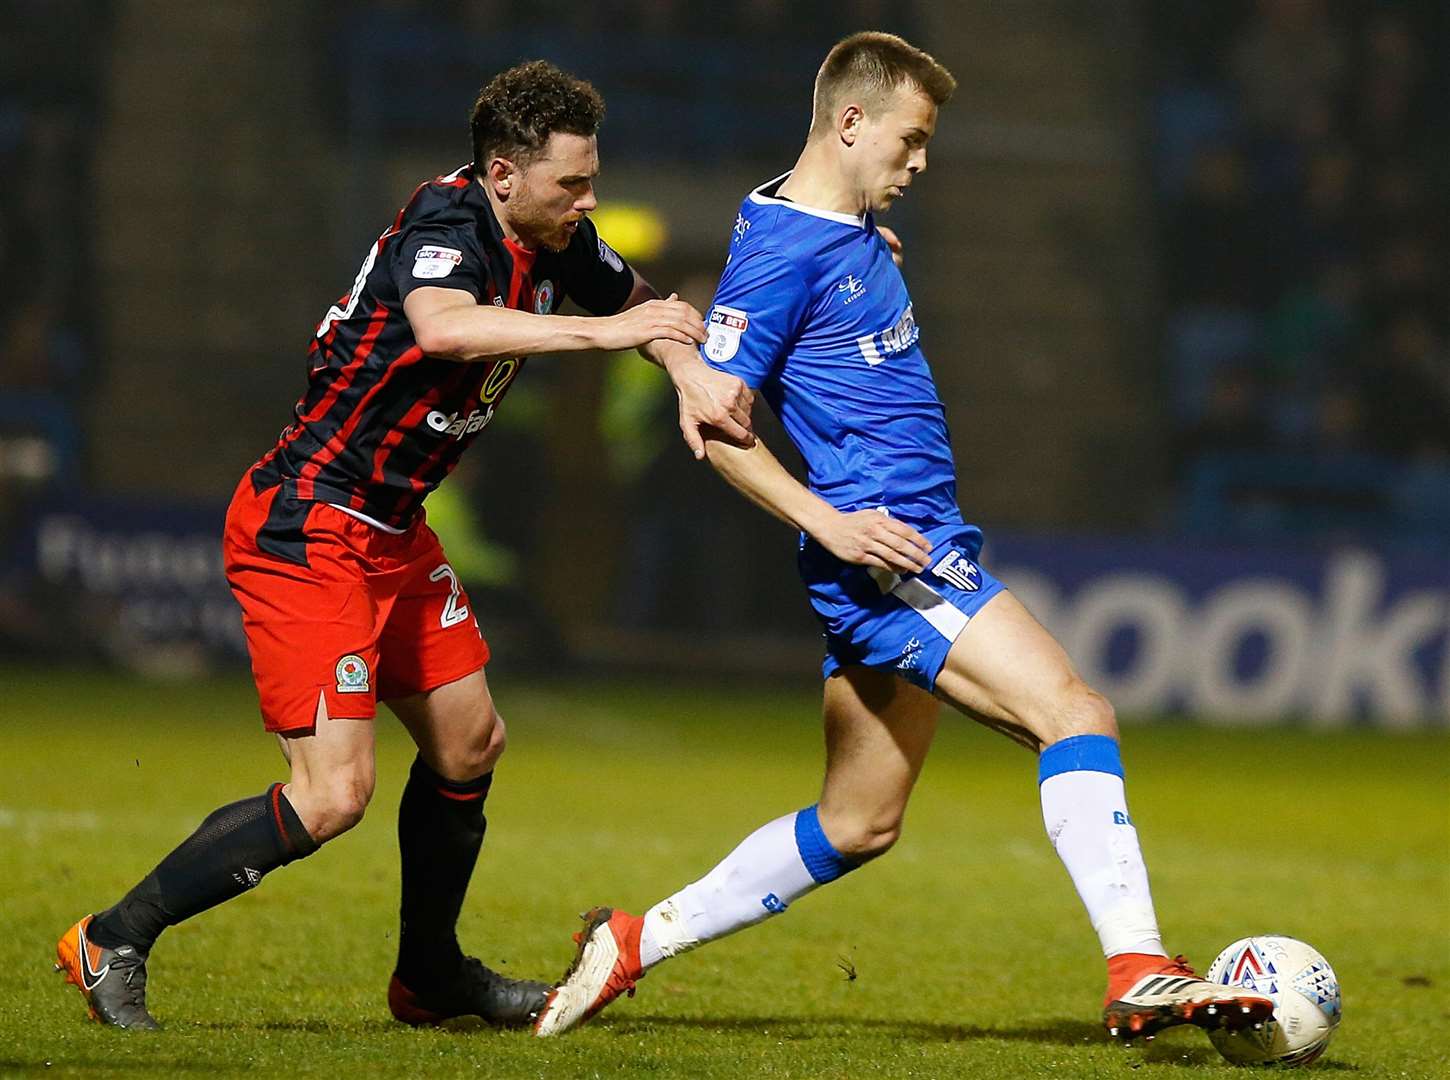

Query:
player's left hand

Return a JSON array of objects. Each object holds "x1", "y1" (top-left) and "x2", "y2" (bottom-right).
[
  {"x1": 878, "y1": 226, "x2": 904, "y2": 268},
  {"x1": 673, "y1": 362, "x2": 755, "y2": 459}
]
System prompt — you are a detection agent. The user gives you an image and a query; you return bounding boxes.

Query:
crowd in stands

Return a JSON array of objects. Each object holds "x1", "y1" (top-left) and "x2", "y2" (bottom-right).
[{"x1": 1153, "y1": 0, "x2": 1447, "y2": 543}]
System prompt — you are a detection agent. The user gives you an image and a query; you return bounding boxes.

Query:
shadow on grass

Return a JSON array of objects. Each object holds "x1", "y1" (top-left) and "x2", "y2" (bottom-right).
[
  {"x1": 611, "y1": 1014, "x2": 1106, "y2": 1045},
  {"x1": 1138, "y1": 1043, "x2": 1360, "y2": 1071},
  {"x1": 609, "y1": 1016, "x2": 1362, "y2": 1071},
  {"x1": 191, "y1": 1016, "x2": 512, "y2": 1036}
]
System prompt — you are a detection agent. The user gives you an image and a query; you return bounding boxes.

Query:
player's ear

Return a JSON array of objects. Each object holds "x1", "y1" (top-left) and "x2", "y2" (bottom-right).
[
  {"x1": 487, "y1": 158, "x2": 517, "y2": 198},
  {"x1": 838, "y1": 103, "x2": 865, "y2": 147}
]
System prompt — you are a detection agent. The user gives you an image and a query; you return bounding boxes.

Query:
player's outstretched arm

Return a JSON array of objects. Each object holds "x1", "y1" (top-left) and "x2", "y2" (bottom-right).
[
  {"x1": 403, "y1": 285, "x2": 706, "y2": 362},
  {"x1": 704, "y1": 435, "x2": 932, "y2": 574},
  {"x1": 620, "y1": 274, "x2": 755, "y2": 457}
]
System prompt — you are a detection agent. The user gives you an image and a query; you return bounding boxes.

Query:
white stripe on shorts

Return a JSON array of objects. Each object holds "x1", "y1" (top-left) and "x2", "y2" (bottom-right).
[
  {"x1": 892, "y1": 576, "x2": 971, "y2": 643},
  {"x1": 868, "y1": 565, "x2": 971, "y2": 644}
]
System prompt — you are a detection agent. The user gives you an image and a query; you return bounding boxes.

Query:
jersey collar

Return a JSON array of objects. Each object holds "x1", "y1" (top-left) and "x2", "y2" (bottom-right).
[{"x1": 748, "y1": 171, "x2": 867, "y2": 229}]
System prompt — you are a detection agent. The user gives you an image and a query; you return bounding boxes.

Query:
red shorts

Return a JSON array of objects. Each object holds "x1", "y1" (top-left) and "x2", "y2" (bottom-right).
[{"x1": 223, "y1": 476, "x2": 490, "y2": 732}]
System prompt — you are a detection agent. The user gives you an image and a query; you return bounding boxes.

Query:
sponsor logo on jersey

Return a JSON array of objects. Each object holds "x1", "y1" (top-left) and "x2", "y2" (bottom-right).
[
  {"x1": 426, "y1": 406, "x2": 496, "y2": 440},
  {"x1": 413, "y1": 246, "x2": 463, "y2": 280},
  {"x1": 704, "y1": 305, "x2": 749, "y2": 362},
  {"x1": 534, "y1": 279, "x2": 555, "y2": 314},
  {"x1": 597, "y1": 237, "x2": 624, "y2": 272},
  {"x1": 335, "y1": 653, "x2": 370, "y2": 693},
  {"x1": 837, "y1": 274, "x2": 867, "y2": 304},
  {"x1": 931, "y1": 549, "x2": 980, "y2": 592},
  {"x1": 856, "y1": 303, "x2": 918, "y2": 366},
  {"x1": 1112, "y1": 810, "x2": 1133, "y2": 825}
]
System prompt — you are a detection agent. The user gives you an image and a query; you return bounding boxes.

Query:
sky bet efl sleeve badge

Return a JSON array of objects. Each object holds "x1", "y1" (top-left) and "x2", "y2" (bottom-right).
[
  {"x1": 412, "y1": 246, "x2": 463, "y2": 280},
  {"x1": 705, "y1": 306, "x2": 749, "y2": 362}
]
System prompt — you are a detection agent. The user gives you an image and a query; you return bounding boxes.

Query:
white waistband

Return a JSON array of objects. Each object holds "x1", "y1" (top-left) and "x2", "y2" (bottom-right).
[{"x1": 327, "y1": 503, "x2": 407, "y2": 534}]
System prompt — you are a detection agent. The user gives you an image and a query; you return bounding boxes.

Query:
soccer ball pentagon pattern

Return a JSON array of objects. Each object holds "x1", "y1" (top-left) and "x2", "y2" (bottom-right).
[{"x1": 1206, "y1": 936, "x2": 1341, "y2": 1066}]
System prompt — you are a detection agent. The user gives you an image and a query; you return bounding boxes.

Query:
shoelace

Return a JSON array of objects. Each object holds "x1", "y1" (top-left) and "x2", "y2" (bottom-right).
[
  {"x1": 1162, "y1": 954, "x2": 1198, "y2": 978},
  {"x1": 112, "y1": 952, "x2": 150, "y2": 1011}
]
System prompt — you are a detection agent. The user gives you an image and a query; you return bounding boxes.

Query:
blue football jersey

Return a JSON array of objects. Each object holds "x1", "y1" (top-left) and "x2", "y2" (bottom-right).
[{"x1": 701, "y1": 173, "x2": 962, "y2": 529}]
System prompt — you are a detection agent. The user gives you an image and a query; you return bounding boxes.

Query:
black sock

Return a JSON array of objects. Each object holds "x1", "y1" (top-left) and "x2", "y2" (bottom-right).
[
  {"x1": 89, "y1": 783, "x2": 317, "y2": 952},
  {"x1": 395, "y1": 755, "x2": 491, "y2": 987}
]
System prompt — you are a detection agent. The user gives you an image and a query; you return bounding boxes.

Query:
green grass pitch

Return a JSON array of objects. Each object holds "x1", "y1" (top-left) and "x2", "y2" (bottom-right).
[{"x1": 2, "y1": 667, "x2": 1447, "y2": 1078}]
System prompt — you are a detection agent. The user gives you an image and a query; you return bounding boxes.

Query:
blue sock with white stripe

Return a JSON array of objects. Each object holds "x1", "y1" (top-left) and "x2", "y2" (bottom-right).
[
  {"x1": 639, "y1": 805, "x2": 856, "y2": 969},
  {"x1": 1039, "y1": 735, "x2": 1164, "y2": 958}
]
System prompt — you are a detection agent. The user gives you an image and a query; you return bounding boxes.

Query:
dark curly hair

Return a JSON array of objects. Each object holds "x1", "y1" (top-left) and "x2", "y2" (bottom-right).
[{"x1": 470, "y1": 61, "x2": 605, "y2": 167}]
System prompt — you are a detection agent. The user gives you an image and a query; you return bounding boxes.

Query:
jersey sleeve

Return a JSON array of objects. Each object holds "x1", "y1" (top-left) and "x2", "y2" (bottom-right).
[
  {"x1": 392, "y1": 221, "x2": 490, "y2": 303},
  {"x1": 700, "y1": 248, "x2": 810, "y2": 389},
  {"x1": 556, "y1": 217, "x2": 636, "y2": 315}
]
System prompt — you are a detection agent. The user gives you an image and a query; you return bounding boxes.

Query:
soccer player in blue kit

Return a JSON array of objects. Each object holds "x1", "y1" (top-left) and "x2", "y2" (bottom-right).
[{"x1": 534, "y1": 33, "x2": 1275, "y2": 1044}]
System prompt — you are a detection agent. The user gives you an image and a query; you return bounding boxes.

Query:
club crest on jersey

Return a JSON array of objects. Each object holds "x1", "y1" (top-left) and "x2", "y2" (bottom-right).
[
  {"x1": 597, "y1": 237, "x2": 624, "y2": 272},
  {"x1": 412, "y1": 246, "x2": 463, "y2": 280},
  {"x1": 705, "y1": 305, "x2": 749, "y2": 363},
  {"x1": 931, "y1": 549, "x2": 981, "y2": 592},
  {"x1": 732, "y1": 213, "x2": 751, "y2": 242},
  {"x1": 335, "y1": 654, "x2": 370, "y2": 694},
  {"x1": 534, "y1": 279, "x2": 555, "y2": 314},
  {"x1": 837, "y1": 274, "x2": 867, "y2": 304}
]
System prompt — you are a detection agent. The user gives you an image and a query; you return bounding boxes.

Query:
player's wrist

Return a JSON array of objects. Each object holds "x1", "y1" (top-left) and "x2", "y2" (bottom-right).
[{"x1": 796, "y1": 500, "x2": 840, "y2": 539}]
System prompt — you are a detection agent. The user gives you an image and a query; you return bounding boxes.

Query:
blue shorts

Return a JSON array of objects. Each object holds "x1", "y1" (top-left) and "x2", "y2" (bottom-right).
[{"x1": 798, "y1": 522, "x2": 1006, "y2": 692}]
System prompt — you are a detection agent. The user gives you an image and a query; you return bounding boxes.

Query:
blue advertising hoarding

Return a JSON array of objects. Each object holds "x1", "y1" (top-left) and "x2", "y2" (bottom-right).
[
  {"x1": 5, "y1": 500, "x2": 1445, "y2": 728},
  {"x1": 986, "y1": 534, "x2": 1447, "y2": 729}
]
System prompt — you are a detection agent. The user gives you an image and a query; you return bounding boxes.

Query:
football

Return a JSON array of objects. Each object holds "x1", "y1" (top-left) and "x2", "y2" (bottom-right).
[{"x1": 1206, "y1": 936, "x2": 1342, "y2": 1066}]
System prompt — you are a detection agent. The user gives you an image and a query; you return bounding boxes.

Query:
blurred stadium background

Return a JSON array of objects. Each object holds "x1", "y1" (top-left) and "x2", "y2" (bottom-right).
[{"x1": 1, "y1": 0, "x2": 1446, "y2": 725}]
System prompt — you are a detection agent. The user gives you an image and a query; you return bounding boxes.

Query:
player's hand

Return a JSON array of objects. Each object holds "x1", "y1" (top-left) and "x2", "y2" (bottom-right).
[
  {"x1": 597, "y1": 294, "x2": 707, "y2": 350},
  {"x1": 672, "y1": 362, "x2": 755, "y2": 459},
  {"x1": 815, "y1": 510, "x2": 932, "y2": 573},
  {"x1": 878, "y1": 226, "x2": 904, "y2": 268}
]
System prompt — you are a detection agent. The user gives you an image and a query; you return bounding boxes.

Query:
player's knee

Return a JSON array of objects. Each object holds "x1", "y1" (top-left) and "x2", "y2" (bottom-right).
[
  {"x1": 1035, "y1": 682, "x2": 1118, "y2": 747},
  {"x1": 296, "y1": 771, "x2": 374, "y2": 842},
  {"x1": 431, "y1": 707, "x2": 506, "y2": 783},
  {"x1": 1064, "y1": 685, "x2": 1118, "y2": 740},
  {"x1": 822, "y1": 811, "x2": 903, "y2": 862}
]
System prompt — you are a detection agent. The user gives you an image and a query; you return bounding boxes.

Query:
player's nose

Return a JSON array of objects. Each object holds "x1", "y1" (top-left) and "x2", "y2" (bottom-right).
[{"x1": 575, "y1": 184, "x2": 598, "y2": 213}]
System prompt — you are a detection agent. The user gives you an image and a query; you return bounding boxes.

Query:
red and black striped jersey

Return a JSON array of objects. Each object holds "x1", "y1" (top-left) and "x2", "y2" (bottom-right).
[{"x1": 247, "y1": 163, "x2": 635, "y2": 558}]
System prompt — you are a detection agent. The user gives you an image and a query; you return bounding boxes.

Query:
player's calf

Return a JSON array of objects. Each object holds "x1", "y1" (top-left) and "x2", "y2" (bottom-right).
[{"x1": 57, "y1": 783, "x2": 319, "y2": 1027}]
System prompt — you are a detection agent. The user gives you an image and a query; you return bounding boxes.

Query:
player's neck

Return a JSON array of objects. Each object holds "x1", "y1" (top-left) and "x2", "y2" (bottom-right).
[{"x1": 777, "y1": 145, "x2": 866, "y2": 219}]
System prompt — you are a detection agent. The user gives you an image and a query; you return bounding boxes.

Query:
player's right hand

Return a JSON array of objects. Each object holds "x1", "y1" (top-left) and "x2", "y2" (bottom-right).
[
  {"x1": 597, "y1": 295, "x2": 707, "y2": 351},
  {"x1": 815, "y1": 510, "x2": 933, "y2": 574}
]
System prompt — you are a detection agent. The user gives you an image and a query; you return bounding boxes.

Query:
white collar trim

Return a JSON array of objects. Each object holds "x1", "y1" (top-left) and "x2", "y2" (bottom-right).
[{"x1": 748, "y1": 171, "x2": 866, "y2": 228}]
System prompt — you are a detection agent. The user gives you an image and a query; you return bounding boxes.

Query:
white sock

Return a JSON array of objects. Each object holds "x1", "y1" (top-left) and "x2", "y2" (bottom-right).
[
  {"x1": 639, "y1": 806, "x2": 854, "y2": 969},
  {"x1": 1039, "y1": 735, "x2": 1164, "y2": 958}
]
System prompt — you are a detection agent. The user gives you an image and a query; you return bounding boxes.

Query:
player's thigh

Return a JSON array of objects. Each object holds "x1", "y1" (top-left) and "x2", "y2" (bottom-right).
[
  {"x1": 278, "y1": 695, "x2": 378, "y2": 841},
  {"x1": 932, "y1": 590, "x2": 1116, "y2": 750},
  {"x1": 817, "y1": 666, "x2": 940, "y2": 856},
  {"x1": 387, "y1": 667, "x2": 503, "y2": 783}
]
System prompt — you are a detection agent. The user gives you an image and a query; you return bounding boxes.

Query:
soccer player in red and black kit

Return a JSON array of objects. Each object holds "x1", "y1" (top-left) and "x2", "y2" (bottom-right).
[{"x1": 54, "y1": 61, "x2": 754, "y2": 1030}]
